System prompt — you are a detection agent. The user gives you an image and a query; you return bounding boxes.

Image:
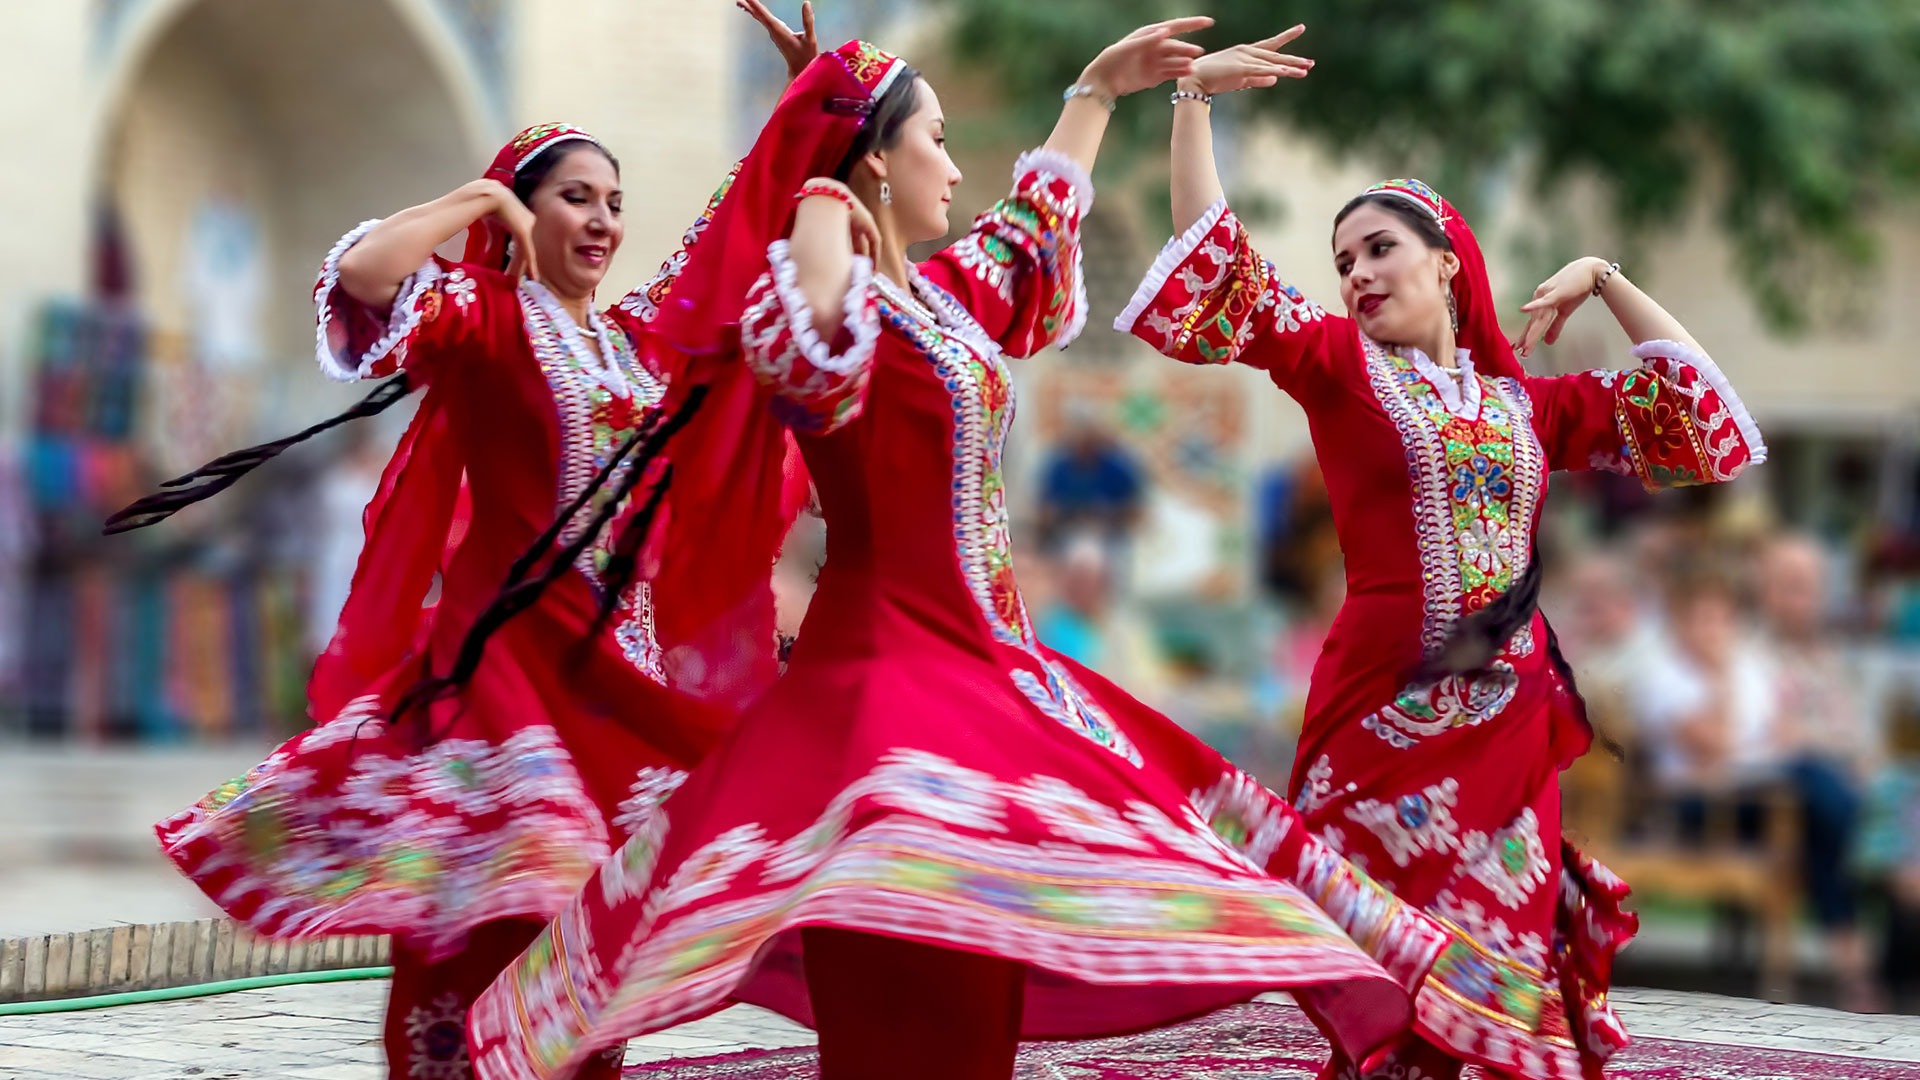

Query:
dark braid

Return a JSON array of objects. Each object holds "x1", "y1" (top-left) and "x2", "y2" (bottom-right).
[
  {"x1": 1412, "y1": 544, "x2": 1622, "y2": 760},
  {"x1": 103, "y1": 374, "x2": 414, "y2": 534},
  {"x1": 387, "y1": 385, "x2": 708, "y2": 744}
]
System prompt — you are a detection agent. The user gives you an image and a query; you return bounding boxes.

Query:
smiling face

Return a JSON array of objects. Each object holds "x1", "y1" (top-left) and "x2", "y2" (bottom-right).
[
  {"x1": 520, "y1": 144, "x2": 624, "y2": 300},
  {"x1": 1331, "y1": 198, "x2": 1459, "y2": 352},
  {"x1": 860, "y1": 79, "x2": 963, "y2": 245}
]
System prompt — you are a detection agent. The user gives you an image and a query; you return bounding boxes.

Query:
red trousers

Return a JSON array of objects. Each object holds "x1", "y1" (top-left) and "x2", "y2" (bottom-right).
[
  {"x1": 385, "y1": 920, "x2": 623, "y2": 1080},
  {"x1": 803, "y1": 927, "x2": 1024, "y2": 1080}
]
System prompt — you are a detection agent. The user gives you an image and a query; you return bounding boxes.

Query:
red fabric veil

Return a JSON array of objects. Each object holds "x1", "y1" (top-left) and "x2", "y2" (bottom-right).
[{"x1": 635, "y1": 41, "x2": 909, "y2": 707}]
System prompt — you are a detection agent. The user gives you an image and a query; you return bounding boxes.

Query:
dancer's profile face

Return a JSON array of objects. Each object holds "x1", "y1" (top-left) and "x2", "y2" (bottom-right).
[
  {"x1": 1332, "y1": 202, "x2": 1456, "y2": 350},
  {"x1": 866, "y1": 79, "x2": 963, "y2": 245},
  {"x1": 524, "y1": 146, "x2": 624, "y2": 301}
]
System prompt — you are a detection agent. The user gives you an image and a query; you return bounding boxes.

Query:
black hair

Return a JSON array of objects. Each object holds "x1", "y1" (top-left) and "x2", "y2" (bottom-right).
[
  {"x1": 103, "y1": 374, "x2": 414, "y2": 534},
  {"x1": 513, "y1": 139, "x2": 620, "y2": 206},
  {"x1": 831, "y1": 66, "x2": 924, "y2": 183},
  {"x1": 1332, "y1": 192, "x2": 1452, "y2": 253},
  {"x1": 502, "y1": 139, "x2": 621, "y2": 272}
]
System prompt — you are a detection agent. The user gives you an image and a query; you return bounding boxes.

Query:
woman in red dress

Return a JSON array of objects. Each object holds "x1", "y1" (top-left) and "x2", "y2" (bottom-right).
[
  {"x1": 143, "y1": 118, "x2": 802, "y2": 1080},
  {"x1": 463, "y1": 32, "x2": 1514, "y2": 1080},
  {"x1": 1116, "y1": 29, "x2": 1768, "y2": 1079}
]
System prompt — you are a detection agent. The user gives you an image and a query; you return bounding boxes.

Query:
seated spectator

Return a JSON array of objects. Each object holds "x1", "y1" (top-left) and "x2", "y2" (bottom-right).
[{"x1": 1635, "y1": 556, "x2": 1878, "y2": 1010}]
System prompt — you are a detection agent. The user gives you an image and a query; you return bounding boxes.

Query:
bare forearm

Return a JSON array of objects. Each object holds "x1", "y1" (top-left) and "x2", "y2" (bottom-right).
[
  {"x1": 337, "y1": 180, "x2": 504, "y2": 308},
  {"x1": 1170, "y1": 84, "x2": 1223, "y2": 233},
  {"x1": 1589, "y1": 259, "x2": 1704, "y2": 355},
  {"x1": 788, "y1": 198, "x2": 858, "y2": 339},
  {"x1": 1042, "y1": 80, "x2": 1114, "y2": 175}
]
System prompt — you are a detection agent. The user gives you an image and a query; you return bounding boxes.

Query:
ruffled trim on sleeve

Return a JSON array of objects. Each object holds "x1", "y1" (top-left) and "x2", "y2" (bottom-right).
[
  {"x1": 1113, "y1": 198, "x2": 1230, "y2": 335},
  {"x1": 1630, "y1": 338, "x2": 1767, "y2": 467},
  {"x1": 1012, "y1": 147, "x2": 1095, "y2": 215},
  {"x1": 313, "y1": 219, "x2": 443, "y2": 382},
  {"x1": 1015, "y1": 148, "x2": 1094, "y2": 350},
  {"x1": 764, "y1": 240, "x2": 880, "y2": 375}
]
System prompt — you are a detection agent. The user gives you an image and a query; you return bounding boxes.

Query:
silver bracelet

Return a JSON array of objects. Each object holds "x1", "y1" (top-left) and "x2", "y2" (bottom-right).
[
  {"x1": 1591, "y1": 261, "x2": 1620, "y2": 297},
  {"x1": 1063, "y1": 83, "x2": 1116, "y2": 113},
  {"x1": 1170, "y1": 89, "x2": 1213, "y2": 107}
]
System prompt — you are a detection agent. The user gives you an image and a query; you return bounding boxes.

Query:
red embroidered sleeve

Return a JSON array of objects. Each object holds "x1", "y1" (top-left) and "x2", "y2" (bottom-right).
[
  {"x1": 918, "y1": 149, "x2": 1090, "y2": 358},
  {"x1": 1113, "y1": 200, "x2": 1331, "y2": 386},
  {"x1": 1524, "y1": 339, "x2": 1766, "y2": 489},
  {"x1": 313, "y1": 221, "x2": 497, "y2": 383},
  {"x1": 739, "y1": 240, "x2": 881, "y2": 436}
]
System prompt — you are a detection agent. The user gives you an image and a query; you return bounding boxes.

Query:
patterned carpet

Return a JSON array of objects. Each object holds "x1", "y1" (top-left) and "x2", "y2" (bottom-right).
[{"x1": 624, "y1": 1002, "x2": 1919, "y2": 1079}]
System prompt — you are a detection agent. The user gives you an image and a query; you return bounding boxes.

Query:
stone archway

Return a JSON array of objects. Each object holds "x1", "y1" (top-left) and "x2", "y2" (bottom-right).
[{"x1": 95, "y1": 0, "x2": 490, "y2": 439}]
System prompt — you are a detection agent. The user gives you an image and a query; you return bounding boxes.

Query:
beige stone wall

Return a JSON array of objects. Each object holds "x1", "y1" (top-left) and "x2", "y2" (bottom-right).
[
  {"x1": 0, "y1": 0, "x2": 737, "y2": 439},
  {"x1": 515, "y1": 0, "x2": 740, "y2": 297}
]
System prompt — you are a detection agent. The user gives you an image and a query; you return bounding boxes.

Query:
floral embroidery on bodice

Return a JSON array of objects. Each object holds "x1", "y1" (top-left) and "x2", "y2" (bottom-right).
[
  {"x1": 519, "y1": 281, "x2": 668, "y2": 681},
  {"x1": 875, "y1": 272, "x2": 1142, "y2": 767},
  {"x1": 1364, "y1": 341, "x2": 1545, "y2": 657}
]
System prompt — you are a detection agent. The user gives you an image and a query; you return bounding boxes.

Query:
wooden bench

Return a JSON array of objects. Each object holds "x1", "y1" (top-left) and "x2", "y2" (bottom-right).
[{"x1": 1561, "y1": 704, "x2": 1802, "y2": 1001}]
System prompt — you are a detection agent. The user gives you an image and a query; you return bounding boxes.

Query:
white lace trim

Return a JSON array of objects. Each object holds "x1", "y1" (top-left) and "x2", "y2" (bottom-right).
[
  {"x1": 1630, "y1": 338, "x2": 1768, "y2": 466},
  {"x1": 1112, "y1": 197, "x2": 1231, "y2": 334},
  {"x1": 313, "y1": 218, "x2": 443, "y2": 382},
  {"x1": 1012, "y1": 147, "x2": 1095, "y2": 215},
  {"x1": 1405, "y1": 346, "x2": 1481, "y2": 419},
  {"x1": 1012, "y1": 148, "x2": 1093, "y2": 351},
  {"x1": 764, "y1": 240, "x2": 880, "y2": 375}
]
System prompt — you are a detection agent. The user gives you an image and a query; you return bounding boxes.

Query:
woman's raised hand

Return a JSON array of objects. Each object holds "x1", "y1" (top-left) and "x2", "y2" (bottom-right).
[
  {"x1": 738, "y1": 0, "x2": 819, "y2": 82},
  {"x1": 483, "y1": 180, "x2": 540, "y2": 283},
  {"x1": 1078, "y1": 16, "x2": 1215, "y2": 100},
  {"x1": 1185, "y1": 25, "x2": 1314, "y2": 95}
]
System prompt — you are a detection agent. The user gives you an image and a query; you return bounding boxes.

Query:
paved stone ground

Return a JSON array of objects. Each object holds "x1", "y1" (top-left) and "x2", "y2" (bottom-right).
[{"x1": 4, "y1": 980, "x2": 1920, "y2": 1079}]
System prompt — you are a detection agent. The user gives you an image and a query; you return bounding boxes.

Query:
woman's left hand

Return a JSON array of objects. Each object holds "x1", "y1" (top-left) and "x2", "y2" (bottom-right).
[
  {"x1": 738, "y1": 0, "x2": 818, "y2": 82},
  {"x1": 1080, "y1": 16, "x2": 1214, "y2": 100},
  {"x1": 1517, "y1": 256, "x2": 1610, "y2": 358}
]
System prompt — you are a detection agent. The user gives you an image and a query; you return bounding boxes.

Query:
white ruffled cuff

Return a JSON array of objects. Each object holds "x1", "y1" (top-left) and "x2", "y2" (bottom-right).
[
  {"x1": 764, "y1": 240, "x2": 880, "y2": 376},
  {"x1": 1631, "y1": 338, "x2": 1768, "y2": 466},
  {"x1": 313, "y1": 219, "x2": 443, "y2": 382},
  {"x1": 1012, "y1": 147, "x2": 1095, "y2": 215},
  {"x1": 1012, "y1": 148, "x2": 1094, "y2": 351},
  {"x1": 1113, "y1": 197, "x2": 1230, "y2": 334}
]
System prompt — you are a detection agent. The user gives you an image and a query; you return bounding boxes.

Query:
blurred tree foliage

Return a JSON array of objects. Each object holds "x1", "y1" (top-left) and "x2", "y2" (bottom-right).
[{"x1": 934, "y1": 0, "x2": 1920, "y2": 330}]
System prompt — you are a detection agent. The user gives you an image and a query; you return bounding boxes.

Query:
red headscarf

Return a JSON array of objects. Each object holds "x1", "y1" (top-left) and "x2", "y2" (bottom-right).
[
  {"x1": 1359, "y1": 179, "x2": 1523, "y2": 380},
  {"x1": 654, "y1": 40, "x2": 910, "y2": 356},
  {"x1": 463, "y1": 122, "x2": 608, "y2": 269}
]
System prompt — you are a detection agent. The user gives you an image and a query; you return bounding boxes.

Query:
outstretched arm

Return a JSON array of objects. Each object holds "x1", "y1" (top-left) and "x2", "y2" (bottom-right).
[{"x1": 1171, "y1": 26, "x2": 1313, "y2": 232}]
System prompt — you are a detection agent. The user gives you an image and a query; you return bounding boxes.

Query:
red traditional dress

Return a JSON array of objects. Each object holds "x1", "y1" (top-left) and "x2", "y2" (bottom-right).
[
  {"x1": 154, "y1": 125, "x2": 797, "y2": 1080},
  {"x1": 1116, "y1": 179, "x2": 1767, "y2": 1079},
  {"x1": 467, "y1": 43, "x2": 1501, "y2": 1080}
]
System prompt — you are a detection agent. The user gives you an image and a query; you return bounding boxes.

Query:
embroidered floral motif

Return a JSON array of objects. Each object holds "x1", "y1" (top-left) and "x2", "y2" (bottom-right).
[
  {"x1": 867, "y1": 749, "x2": 1008, "y2": 833},
  {"x1": 1343, "y1": 778, "x2": 1464, "y2": 867},
  {"x1": 1431, "y1": 887, "x2": 1550, "y2": 971},
  {"x1": 1189, "y1": 770, "x2": 1291, "y2": 867},
  {"x1": 612, "y1": 767, "x2": 688, "y2": 837},
  {"x1": 1359, "y1": 662, "x2": 1521, "y2": 749},
  {"x1": 1122, "y1": 207, "x2": 1326, "y2": 367},
  {"x1": 1296, "y1": 754, "x2": 1339, "y2": 816},
  {"x1": 1365, "y1": 342, "x2": 1545, "y2": 655},
  {"x1": 445, "y1": 269, "x2": 477, "y2": 311},
  {"x1": 406, "y1": 992, "x2": 471, "y2": 1079},
  {"x1": 1010, "y1": 774, "x2": 1154, "y2": 851},
  {"x1": 1457, "y1": 808, "x2": 1551, "y2": 910}
]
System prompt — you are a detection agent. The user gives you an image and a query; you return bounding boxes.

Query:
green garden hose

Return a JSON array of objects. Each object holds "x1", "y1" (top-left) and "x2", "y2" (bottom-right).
[{"x1": 0, "y1": 965, "x2": 392, "y2": 1016}]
